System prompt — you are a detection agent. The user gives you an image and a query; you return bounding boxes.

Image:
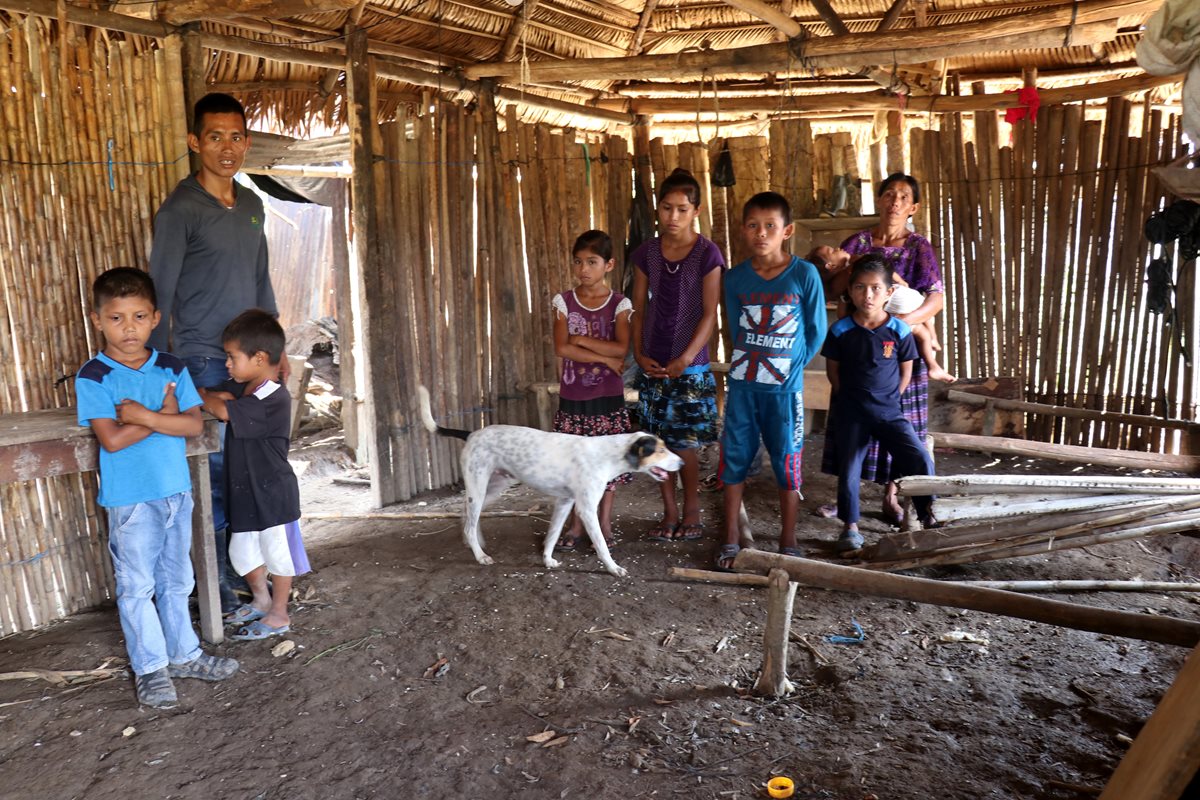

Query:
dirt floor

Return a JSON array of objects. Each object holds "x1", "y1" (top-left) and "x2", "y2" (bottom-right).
[{"x1": 2, "y1": 425, "x2": 1199, "y2": 800}]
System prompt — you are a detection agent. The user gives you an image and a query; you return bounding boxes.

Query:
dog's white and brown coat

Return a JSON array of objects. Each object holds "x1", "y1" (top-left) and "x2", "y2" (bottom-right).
[{"x1": 417, "y1": 386, "x2": 682, "y2": 577}]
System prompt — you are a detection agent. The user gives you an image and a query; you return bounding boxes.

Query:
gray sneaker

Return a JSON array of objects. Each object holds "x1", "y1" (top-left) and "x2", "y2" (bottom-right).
[
  {"x1": 168, "y1": 652, "x2": 239, "y2": 682},
  {"x1": 135, "y1": 668, "x2": 178, "y2": 708},
  {"x1": 836, "y1": 528, "x2": 865, "y2": 553}
]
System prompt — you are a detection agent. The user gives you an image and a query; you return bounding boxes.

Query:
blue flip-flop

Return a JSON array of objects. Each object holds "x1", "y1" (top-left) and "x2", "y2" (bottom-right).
[
  {"x1": 230, "y1": 620, "x2": 290, "y2": 641},
  {"x1": 223, "y1": 604, "x2": 265, "y2": 625}
]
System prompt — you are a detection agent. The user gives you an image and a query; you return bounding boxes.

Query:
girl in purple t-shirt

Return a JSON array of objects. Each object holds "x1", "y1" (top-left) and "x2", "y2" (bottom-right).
[
  {"x1": 630, "y1": 168, "x2": 725, "y2": 543},
  {"x1": 551, "y1": 230, "x2": 634, "y2": 550}
]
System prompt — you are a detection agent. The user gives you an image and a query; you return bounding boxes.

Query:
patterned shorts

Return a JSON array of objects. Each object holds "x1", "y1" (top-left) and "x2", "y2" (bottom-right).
[
  {"x1": 635, "y1": 370, "x2": 719, "y2": 451},
  {"x1": 553, "y1": 406, "x2": 633, "y2": 487}
]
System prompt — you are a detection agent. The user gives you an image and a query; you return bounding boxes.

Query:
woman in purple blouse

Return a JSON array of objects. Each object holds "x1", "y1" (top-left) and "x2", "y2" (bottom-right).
[{"x1": 820, "y1": 173, "x2": 945, "y2": 528}]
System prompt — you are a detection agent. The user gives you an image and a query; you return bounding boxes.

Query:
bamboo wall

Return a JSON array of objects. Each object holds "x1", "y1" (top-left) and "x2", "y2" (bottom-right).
[
  {"x1": 365, "y1": 98, "x2": 634, "y2": 502},
  {"x1": 910, "y1": 101, "x2": 1195, "y2": 452},
  {"x1": 0, "y1": 20, "x2": 188, "y2": 635}
]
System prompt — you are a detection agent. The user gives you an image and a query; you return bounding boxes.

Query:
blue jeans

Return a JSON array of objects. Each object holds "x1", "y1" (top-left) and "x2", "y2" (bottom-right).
[
  {"x1": 183, "y1": 356, "x2": 229, "y2": 533},
  {"x1": 107, "y1": 493, "x2": 201, "y2": 675}
]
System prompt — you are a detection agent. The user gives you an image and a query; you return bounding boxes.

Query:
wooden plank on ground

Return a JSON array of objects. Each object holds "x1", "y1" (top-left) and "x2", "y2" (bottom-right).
[
  {"x1": 931, "y1": 432, "x2": 1200, "y2": 472},
  {"x1": 1099, "y1": 643, "x2": 1200, "y2": 800}
]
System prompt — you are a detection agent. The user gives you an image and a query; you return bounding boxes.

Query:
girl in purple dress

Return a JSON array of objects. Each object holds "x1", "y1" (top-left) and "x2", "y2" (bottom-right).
[
  {"x1": 820, "y1": 173, "x2": 946, "y2": 527},
  {"x1": 630, "y1": 168, "x2": 725, "y2": 543},
  {"x1": 552, "y1": 230, "x2": 633, "y2": 549}
]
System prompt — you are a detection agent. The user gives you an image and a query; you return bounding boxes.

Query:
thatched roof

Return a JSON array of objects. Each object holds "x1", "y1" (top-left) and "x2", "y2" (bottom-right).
[{"x1": 0, "y1": 0, "x2": 1171, "y2": 135}]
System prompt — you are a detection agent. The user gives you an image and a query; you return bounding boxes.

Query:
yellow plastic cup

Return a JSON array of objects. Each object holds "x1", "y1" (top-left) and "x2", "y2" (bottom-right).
[{"x1": 767, "y1": 776, "x2": 795, "y2": 798}]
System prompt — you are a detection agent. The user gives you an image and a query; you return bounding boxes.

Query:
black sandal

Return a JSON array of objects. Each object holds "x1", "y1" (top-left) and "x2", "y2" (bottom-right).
[
  {"x1": 714, "y1": 543, "x2": 741, "y2": 571},
  {"x1": 554, "y1": 534, "x2": 582, "y2": 552}
]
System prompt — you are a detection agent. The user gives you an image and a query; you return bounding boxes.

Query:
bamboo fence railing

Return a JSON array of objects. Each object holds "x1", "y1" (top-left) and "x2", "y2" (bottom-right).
[{"x1": 0, "y1": 19, "x2": 188, "y2": 635}]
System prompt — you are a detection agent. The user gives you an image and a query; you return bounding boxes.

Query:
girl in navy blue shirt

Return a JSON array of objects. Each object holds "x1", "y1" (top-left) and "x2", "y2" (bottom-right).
[{"x1": 821, "y1": 256, "x2": 937, "y2": 553}]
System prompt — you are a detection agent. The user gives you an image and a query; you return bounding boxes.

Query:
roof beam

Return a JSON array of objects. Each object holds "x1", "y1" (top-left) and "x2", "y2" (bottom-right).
[
  {"x1": 629, "y1": 0, "x2": 659, "y2": 56},
  {"x1": 157, "y1": 0, "x2": 358, "y2": 25},
  {"x1": 729, "y1": 0, "x2": 909, "y2": 91},
  {"x1": 725, "y1": 0, "x2": 805, "y2": 36},
  {"x1": 877, "y1": 0, "x2": 909, "y2": 32},
  {"x1": 0, "y1": 0, "x2": 632, "y2": 127},
  {"x1": 229, "y1": 15, "x2": 464, "y2": 67},
  {"x1": 500, "y1": 0, "x2": 539, "y2": 61},
  {"x1": 464, "y1": 0, "x2": 1152, "y2": 81},
  {"x1": 624, "y1": 71, "x2": 1180, "y2": 115}
]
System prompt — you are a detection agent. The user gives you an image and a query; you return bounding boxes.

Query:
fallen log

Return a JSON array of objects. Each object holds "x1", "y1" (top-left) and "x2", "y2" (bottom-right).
[
  {"x1": 898, "y1": 474, "x2": 1200, "y2": 497},
  {"x1": 929, "y1": 432, "x2": 1200, "y2": 472},
  {"x1": 733, "y1": 550, "x2": 1200, "y2": 648}
]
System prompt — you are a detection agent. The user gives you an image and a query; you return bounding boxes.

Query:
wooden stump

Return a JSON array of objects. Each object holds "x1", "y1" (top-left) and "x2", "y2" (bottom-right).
[{"x1": 753, "y1": 568, "x2": 797, "y2": 697}]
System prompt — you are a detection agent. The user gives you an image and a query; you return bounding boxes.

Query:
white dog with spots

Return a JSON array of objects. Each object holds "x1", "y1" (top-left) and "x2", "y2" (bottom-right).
[{"x1": 417, "y1": 386, "x2": 682, "y2": 577}]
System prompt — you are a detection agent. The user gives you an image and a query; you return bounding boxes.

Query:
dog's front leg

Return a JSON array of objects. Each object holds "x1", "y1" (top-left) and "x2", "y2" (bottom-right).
[
  {"x1": 541, "y1": 498, "x2": 575, "y2": 570},
  {"x1": 575, "y1": 497, "x2": 627, "y2": 578}
]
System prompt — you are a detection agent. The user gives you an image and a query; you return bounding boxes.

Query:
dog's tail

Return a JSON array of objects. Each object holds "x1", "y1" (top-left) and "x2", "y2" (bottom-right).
[{"x1": 416, "y1": 385, "x2": 470, "y2": 441}]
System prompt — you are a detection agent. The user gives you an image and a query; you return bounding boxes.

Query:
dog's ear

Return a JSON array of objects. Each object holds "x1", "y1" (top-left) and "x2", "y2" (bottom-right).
[{"x1": 626, "y1": 435, "x2": 658, "y2": 468}]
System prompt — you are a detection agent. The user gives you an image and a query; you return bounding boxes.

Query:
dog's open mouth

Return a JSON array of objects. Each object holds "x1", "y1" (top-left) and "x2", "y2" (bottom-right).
[{"x1": 648, "y1": 466, "x2": 671, "y2": 482}]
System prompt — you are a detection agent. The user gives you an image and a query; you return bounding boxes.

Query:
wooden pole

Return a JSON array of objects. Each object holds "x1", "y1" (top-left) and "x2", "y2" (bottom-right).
[
  {"x1": 931, "y1": 431, "x2": 1200, "y2": 472},
  {"x1": 329, "y1": 183, "x2": 360, "y2": 459},
  {"x1": 668, "y1": 566, "x2": 771, "y2": 586},
  {"x1": 753, "y1": 568, "x2": 798, "y2": 697},
  {"x1": 733, "y1": 550, "x2": 1200, "y2": 648},
  {"x1": 960, "y1": 580, "x2": 1200, "y2": 593},
  {"x1": 947, "y1": 389, "x2": 1200, "y2": 432},
  {"x1": 345, "y1": 28, "x2": 396, "y2": 508},
  {"x1": 188, "y1": 454, "x2": 222, "y2": 644}
]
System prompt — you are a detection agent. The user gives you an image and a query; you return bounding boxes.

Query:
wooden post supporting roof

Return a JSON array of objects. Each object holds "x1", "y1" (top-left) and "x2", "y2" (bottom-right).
[{"x1": 345, "y1": 28, "x2": 396, "y2": 508}]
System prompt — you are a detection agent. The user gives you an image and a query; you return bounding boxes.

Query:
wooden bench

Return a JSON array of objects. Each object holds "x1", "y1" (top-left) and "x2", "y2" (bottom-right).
[{"x1": 0, "y1": 409, "x2": 225, "y2": 643}]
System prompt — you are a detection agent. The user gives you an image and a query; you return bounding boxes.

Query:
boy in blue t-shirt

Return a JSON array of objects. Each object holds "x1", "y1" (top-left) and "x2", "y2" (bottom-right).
[
  {"x1": 76, "y1": 268, "x2": 238, "y2": 708},
  {"x1": 715, "y1": 192, "x2": 827, "y2": 570},
  {"x1": 821, "y1": 256, "x2": 937, "y2": 554}
]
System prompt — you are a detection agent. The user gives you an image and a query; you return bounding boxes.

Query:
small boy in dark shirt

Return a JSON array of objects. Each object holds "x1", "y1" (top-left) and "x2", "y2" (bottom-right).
[
  {"x1": 200, "y1": 310, "x2": 309, "y2": 640},
  {"x1": 821, "y1": 256, "x2": 937, "y2": 554}
]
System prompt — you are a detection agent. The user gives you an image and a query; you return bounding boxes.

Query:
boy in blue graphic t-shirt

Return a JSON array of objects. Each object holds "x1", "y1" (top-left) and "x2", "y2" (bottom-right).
[
  {"x1": 76, "y1": 268, "x2": 238, "y2": 708},
  {"x1": 821, "y1": 256, "x2": 938, "y2": 554},
  {"x1": 715, "y1": 192, "x2": 826, "y2": 570}
]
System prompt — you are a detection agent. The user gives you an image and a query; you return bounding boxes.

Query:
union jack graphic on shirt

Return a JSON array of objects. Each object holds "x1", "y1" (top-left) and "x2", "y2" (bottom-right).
[{"x1": 730, "y1": 304, "x2": 800, "y2": 385}]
